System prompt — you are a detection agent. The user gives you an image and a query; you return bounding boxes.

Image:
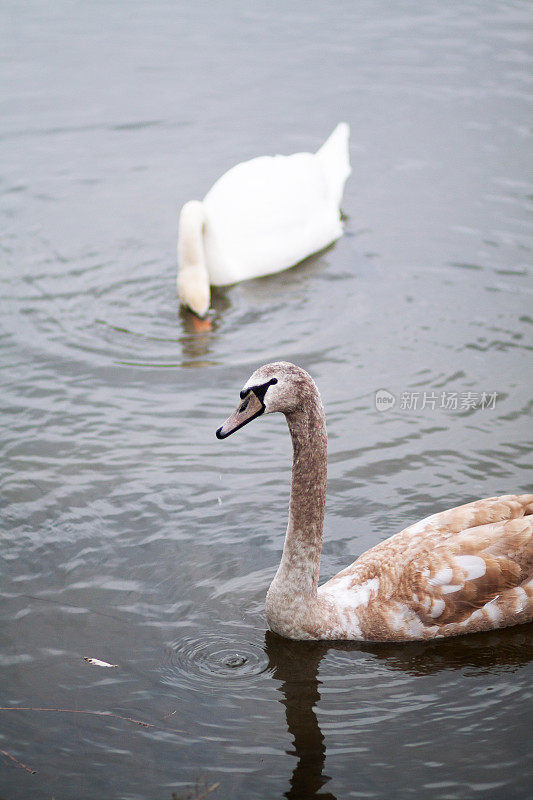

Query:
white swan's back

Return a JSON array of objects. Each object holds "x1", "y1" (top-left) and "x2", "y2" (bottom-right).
[
  {"x1": 206, "y1": 125, "x2": 350, "y2": 285},
  {"x1": 177, "y1": 124, "x2": 351, "y2": 314}
]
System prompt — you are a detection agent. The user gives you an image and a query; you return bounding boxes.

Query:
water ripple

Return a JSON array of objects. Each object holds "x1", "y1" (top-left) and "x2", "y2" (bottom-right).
[{"x1": 162, "y1": 629, "x2": 271, "y2": 691}]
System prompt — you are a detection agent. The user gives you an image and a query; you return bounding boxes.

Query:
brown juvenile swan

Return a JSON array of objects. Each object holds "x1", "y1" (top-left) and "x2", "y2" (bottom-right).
[{"x1": 216, "y1": 362, "x2": 533, "y2": 641}]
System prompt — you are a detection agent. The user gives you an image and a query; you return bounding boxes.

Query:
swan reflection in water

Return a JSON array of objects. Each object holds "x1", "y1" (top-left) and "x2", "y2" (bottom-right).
[
  {"x1": 263, "y1": 625, "x2": 533, "y2": 800},
  {"x1": 265, "y1": 632, "x2": 337, "y2": 800},
  {"x1": 177, "y1": 248, "x2": 329, "y2": 369},
  {"x1": 178, "y1": 289, "x2": 231, "y2": 367}
]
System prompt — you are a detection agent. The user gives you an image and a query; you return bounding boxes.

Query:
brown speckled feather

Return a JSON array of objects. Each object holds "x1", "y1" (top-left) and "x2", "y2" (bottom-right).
[
  {"x1": 319, "y1": 494, "x2": 533, "y2": 640},
  {"x1": 400, "y1": 513, "x2": 532, "y2": 624}
]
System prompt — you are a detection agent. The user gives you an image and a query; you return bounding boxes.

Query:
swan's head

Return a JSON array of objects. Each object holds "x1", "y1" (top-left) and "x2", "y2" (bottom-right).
[
  {"x1": 216, "y1": 362, "x2": 315, "y2": 439},
  {"x1": 177, "y1": 200, "x2": 211, "y2": 318}
]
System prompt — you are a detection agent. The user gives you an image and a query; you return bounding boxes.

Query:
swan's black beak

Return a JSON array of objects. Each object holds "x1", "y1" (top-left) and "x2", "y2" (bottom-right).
[{"x1": 216, "y1": 390, "x2": 265, "y2": 439}]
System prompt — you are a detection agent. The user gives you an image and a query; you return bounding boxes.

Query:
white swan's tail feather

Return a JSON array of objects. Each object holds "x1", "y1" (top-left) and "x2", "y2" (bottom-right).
[{"x1": 316, "y1": 122, "x2": 351, "y2": 208}]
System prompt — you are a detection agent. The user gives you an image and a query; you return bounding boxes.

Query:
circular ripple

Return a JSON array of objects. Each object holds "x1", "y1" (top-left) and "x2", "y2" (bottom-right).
[{"x1": 161, "y1": 630, "x2": 271, "y2": 691}]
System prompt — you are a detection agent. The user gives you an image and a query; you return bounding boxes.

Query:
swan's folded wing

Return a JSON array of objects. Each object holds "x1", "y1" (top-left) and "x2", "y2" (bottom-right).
[
  {"x1": 400, "y1": 517, "x2": 533, "y2": 625},
  {"x1": 203, "y1": 152, "x2": 343, "y2": 285},
  {"x1": 401, "y1": 493, "x2": 533, "y2": 540}
]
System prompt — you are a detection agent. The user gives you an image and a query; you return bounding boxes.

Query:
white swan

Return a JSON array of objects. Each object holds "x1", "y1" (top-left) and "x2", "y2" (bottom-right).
[
  {"x1": 177, "y1": 124, "x2": 351, "y2": 317},
  {"x1": 216, "y1": 362, "x2": 533, "y2": 641}
]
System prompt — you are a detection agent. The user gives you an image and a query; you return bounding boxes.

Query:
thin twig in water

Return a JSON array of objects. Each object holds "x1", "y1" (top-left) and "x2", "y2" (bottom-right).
[
  {"x1": 0, "y1": 707, "x2": 153, "y2": 727},
  {"x1": 171, "y1": 779, "x2": 220, "y2": 800},
  {"x1": 0, "y1": 749, "x2": 37, "y2": 774},
  {"x1": 196, "y1": 783, "x2": 220, "y2": 800}
]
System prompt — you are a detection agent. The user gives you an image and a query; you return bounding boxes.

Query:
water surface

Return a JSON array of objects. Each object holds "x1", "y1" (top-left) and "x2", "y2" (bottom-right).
[{"x1": 1, "y1": 1, "x2": 532, "y2": 798}]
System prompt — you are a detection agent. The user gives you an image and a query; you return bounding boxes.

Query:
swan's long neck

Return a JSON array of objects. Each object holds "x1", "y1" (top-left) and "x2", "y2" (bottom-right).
[
  {"x1": 271, "y1": 390, "x2": 327, "y2": 600},
  {"x1": 176, "y1": 200, "x2": 210, "y2": 317},
  {"x1": 178, "y1": 200, "x2": 205, "y2": 269}
]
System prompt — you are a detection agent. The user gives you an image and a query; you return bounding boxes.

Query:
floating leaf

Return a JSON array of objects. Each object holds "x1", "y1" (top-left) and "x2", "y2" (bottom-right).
[{"x1": 84, "y1": 657, "x2": 118, "y2": 668}]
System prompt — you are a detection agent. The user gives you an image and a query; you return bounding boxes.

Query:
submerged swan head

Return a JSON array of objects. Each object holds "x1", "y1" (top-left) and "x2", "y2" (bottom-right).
[
  {"x1": 176, "y1": 200, "x2": 211, "y2": 318},
  {"x1": 216, "y1": 362, "x2": 316, "y2": 438}
]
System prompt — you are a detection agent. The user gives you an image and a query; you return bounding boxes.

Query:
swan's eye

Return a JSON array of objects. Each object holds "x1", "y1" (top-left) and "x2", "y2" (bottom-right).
[{"x1": 239, "y1": 398, "x2": 249, "y2": 413}]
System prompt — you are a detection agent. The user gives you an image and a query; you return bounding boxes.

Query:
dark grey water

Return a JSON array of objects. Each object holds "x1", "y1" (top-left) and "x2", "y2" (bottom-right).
[{"x1": 1, "y1": 1, "x2": 532, "y2": 798}]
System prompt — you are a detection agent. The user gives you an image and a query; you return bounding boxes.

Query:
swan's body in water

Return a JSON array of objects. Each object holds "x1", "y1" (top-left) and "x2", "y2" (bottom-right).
[
  {"x1": 177, "y1": 123, "x2": 351, "y2": 317},
  {"x1": 216, "y1": 362, "x2": 533, "y2": 641}
]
